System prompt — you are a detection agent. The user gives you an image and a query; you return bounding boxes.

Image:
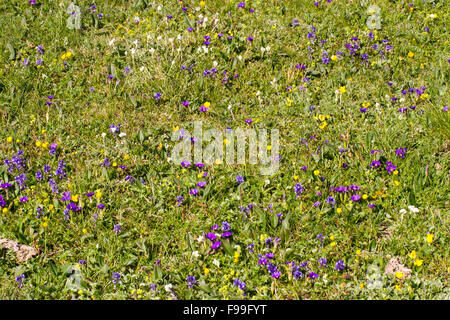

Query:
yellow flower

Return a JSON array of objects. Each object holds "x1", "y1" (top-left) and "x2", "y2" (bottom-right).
[
  {"x1": 42, "y1": 221, "x2": 48, "y2": 228},
  {"x1": 408, "y1": 52, "x2": 414, "y2": 58},
  {"x1": 330, "y1": 235, "x2": 335, "y2": 240},
  {"x1": 204, "y1": 266, "x2": 210, "y2": 274},
  {"x1": 319, "y1": 121, "x2": 328, "y2": 130},
  {"x1": 339, "y1": 86, "x2": 346, "y2": 94},
  {"x1": 331, "y1": 55, "x2": 337, "y2": 61},
  {"x1": 362, "y1": 194, "x2": 368, "y2": 200},
  {"x1": 96, "y1": 191, "x2": 102, "y2": 199},
  {"x1": 336, "y1": 208, "x2": 342, "y2": 214},
  {"x1": 408, "y1": 250, "x2": 417, "y2": 259},
  {"x1": 414, "y1": 259, "x2": 423, "y2": 267},
  {"x1": 204, "y1": 101, "x2": 211, "y2": 108},
  {"x1": 330, "y1": 242, "x2": 336, "y2": 247},
  {"x1": 314, "y1": 170, "x2": 320, "y2": 176},
  {"x1": 124, "y1": 154, "x2": 130, "y2": 160},
  {"x1": 3, "y1": 208, "x2": 8, "y2": 213},
  {"x1": 35, "y1": 140, "x2": 42, "y2": 147},
  {"x1": 426, "y1": 233, "x2": 434, "y2": 243},
  {"x1": 356, "y1": 249, "x2": 362, "y2": 255},
  {"x1": 71, "y1": 194, "x2": 79, "y2": 202},
  {"x1": 200, "y1": 1, "x2": 205, "y2": 7},
  {"x1": 395, "y1": 272, "x2": 404, "y2": 279},
  {"x1": 6, "y1": 137, "x2": 13, "y2": 143},
  {"x1": 395, "y1": 284, "x2": 401, "y2": 291}
]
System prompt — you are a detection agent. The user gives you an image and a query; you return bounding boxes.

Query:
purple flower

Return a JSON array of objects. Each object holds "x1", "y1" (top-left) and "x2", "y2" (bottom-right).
[
  {"x1": 386, "y1": 161, "x2": 397, "y2": 173},
  {"x1": 206, "y1": 232, "x2": 217, "y2": 241},
  {"x1": 113, "y1": 224, "x2": 121, "y2": 235},
  {"x1": 235, "y1": 175, "x2": 245, "y2": 184},
  {"x1": 186, "y1": 275, "x2": 196, "y2": 288},
  {"x1": 190, "y1": 188, "x2": 199, "y2": 196},
  {"x1": 350, "y1": 194, "x2": 361, "y2": 202},
  {"x1": 61, "y1": 191, "x2": 71, "y2": 201},
  {"x1": 0, "y1": 195, "x2": 6, "y2": 208},
  {"x1": 395, "y1": 147, "x2": 407, "y2": 159},
  {"x1": 335, "y1": 260, "x2": 345, "y2": 271},
  {"x1": 197, "y1": 181, "x2": 206, "y2": 188},
  {"x1": 181, "y1": 161, "x2": 191, "y2": 168},
  {"x1": 112, "y1": 272, "x2": 121, "y2": 284},
  {"x1": 307, "y1": 272, "x2": 318, "y2": 279},
  {"x1": 371, "y1": 161, "x2": 381, "y2": 168},
  {"x1": 153, "y1": 92, "x2": 162, "y2": 100},
  {"x1": 211, "y1": 240, "x2": 221, "y2": 249},
  {"x1": 15, "y1": 274, "x2": 25, "y2": 288},
  {"x1": 238, "y1": 2, "x2": 246, "y2": 8},
  {"x1": 294, "y1": 183, "x2": 304, "y2": 198}
]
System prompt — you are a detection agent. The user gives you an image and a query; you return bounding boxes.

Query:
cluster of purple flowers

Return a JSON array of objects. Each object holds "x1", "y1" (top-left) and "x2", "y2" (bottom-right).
[
  {"x1": 294, "y1": 182, "x2": 304, "y2": 198},
  {"x1": 186, "y1": 275, "x2": 196, "y2": 288},
  {"x1": 233, "y1": 278, "x2": 247, "y2": 295}
]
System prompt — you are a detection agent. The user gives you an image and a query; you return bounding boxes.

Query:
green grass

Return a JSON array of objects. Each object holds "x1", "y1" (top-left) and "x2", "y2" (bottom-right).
[{"x1": 0, "y1": 0, "x2": 449, "y2": 300}]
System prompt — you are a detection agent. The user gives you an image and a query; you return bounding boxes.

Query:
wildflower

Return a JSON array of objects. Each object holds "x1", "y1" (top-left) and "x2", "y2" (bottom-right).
[
  {"x1": 335, "y1": 260, "x2": 345, "y2": 271},
  {"x1": 426, "y1": 233, "x2": 434, "y2": 244},
  {"x1": 395, "y1": 148, "x2": 407, "y2": 159},
  {"x1": 15, "y1": 274, "x2": 25, "y2": 288},
  {"x1": 414, "y1": 259, "x2": 423, "y2": 267},
  {"x1": 294, "y1": 183, "x2": 304, "y2": 198},
  {"x1": 186, "y1": 275, "x2": 197, "y2": 288},
  {"x1": 112, "y1": 272, "x2": 121, "y2": 284},
  {"x1": 319, "y1": 258, "x2": 328, "y2": 267},
  {"x1": 339, "y1": 86, "x2": 346, "y2": 94},
  {"x1": 113, "y1": 224, "x2": 122, "y2": 235},
  {"x1": 235, "y1": 175, "x2": 244, "y2": 184}
]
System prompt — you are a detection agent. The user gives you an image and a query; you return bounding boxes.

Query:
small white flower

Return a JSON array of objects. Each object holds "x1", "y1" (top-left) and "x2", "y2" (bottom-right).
[
  {"x1": 192, "y1": 251, "x2": 200, "y2": 258},
  {"x1": 204, "y1": 17, "x2": 208, "y2": 23},
  {"x1": 157, "y1": 5, "x2": 162, "y2": 11},
  {"x1": 109, "y1": 38, "x2": 116, "y2": 46},
  {"x1": 213, "y1": 61, "x2": 218, "y2": 67},
  {"x1": 149, "y1": 48, "x2": 155, "y2": 54},
  {"x1": 265, "y1": 46, "x2": 271, "y2": 52},
  {"x1": 237, "y1": 55, "x2": 242, "y2": 61},
  {"x1": 164, "y1": 284, "x2": 173, "y2": 292},
  {"x1": 140, "y1": 66, "x2": 145, "y2": 71},
  {"x1": 202, "y1": 46, "x2": 209, "y2": 53},
  {"x1": 130, "y1": 48, "x2": 136, "y2": 55},
  {"x1": 260, "y1": 47, "x2": 266, "y2": 53},
  {"x1": 399, "y1": 209, "x2": 407, "y2": 214},
  {"x1": 119, "y1": 132, "x2": 127, "y2": 138},
  {"x1": 101, "y1": 132, "x2": 107, "y2": 138},
  {"x1": 212, "y1": 259, "x2": 220, "y2": 267},
  {"x1": 265, "y1": 179, "x2": 270, "y2": 185},
  {"x1": 197, "y1": 235, "x2": 205, "y2": 243}
]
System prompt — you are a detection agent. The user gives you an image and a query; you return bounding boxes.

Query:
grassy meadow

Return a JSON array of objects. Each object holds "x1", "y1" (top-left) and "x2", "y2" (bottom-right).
[{"x1": 0, "y1": 0, "x2": 449, "y2": 299}]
